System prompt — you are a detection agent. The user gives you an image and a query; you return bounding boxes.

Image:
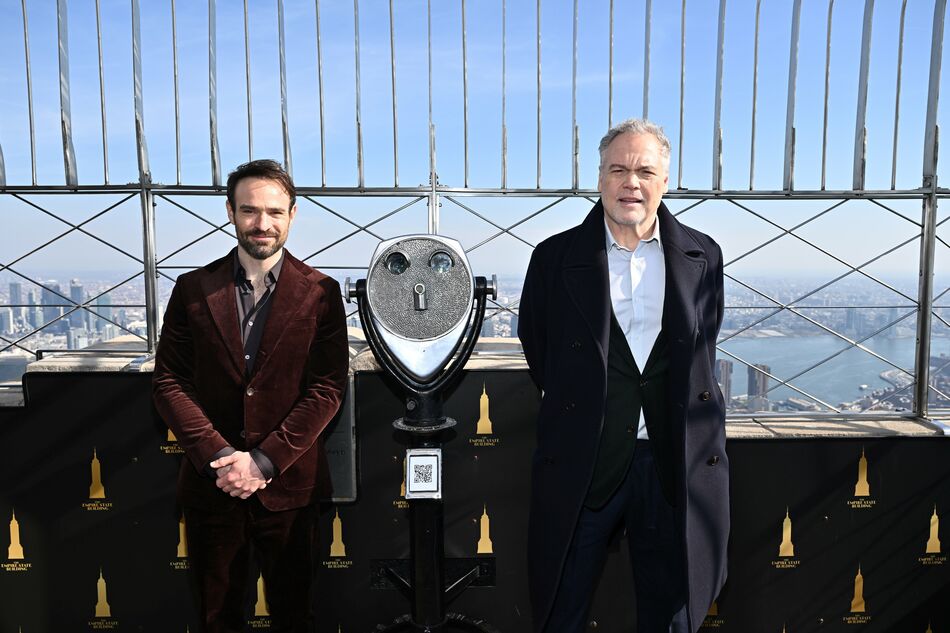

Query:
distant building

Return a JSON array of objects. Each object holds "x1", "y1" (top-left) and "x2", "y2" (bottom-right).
[
  {"x1": 26, "y1": 290, "x2": 41, "y2": 330},
  {"x1": 0, "y1": 307, "x2": 13, "y2": 335},
  {"x1": 9, "y1": 282, "x2": 23, "y2": 323},
  {"x1": 508, "y1": 314, "x2": 519, "y2": 338},
  {"x1": 748, "y1": 363, "x2": 771, "y2": 412},
  {"x1": 480, "y1": 316, "x2": 495, "y2": 339},
  {"x1": 95, "y1": 295, "x2": 113, "y2": 334},
  {"x1": 41, "y1": 282, "x2": 61, "y2": 326},
  {"x1": 69, "y1": 279, "x2": 85, "y2": 329},
  {"x1": 715, "y1": 359, "x2": 733, "y2": 404}
]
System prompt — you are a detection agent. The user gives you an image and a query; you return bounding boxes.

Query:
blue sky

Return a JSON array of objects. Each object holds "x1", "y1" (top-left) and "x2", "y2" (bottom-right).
[{"x1": 0, "y1": 0, "x2": 948, "y2": 279}]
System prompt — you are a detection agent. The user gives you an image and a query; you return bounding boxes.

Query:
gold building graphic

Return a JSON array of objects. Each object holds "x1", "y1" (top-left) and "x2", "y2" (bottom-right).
[
  {"x1": 95, "y1": 568, "x2": 111, "y2": 617},
  {"x1": 850, "y1": 565, "x2": 866, "y2": 613},
  {"x1": 779, "y1": 508, "x2": 794, "y2": 558},
  {"x1": 167, "y1": 428, "x2": 177, "y2": 442},
  {"x1": 254, "y1": 573, "x2": 269, "y2": 616},
  {"x1": 926, "y1": 505, "x2": 941, "y2": 554},
  {"x1": 7, "y1": 509, "x2": 24, "y2": 560},
  {"x1": 177, "y1": 514, "x2": 188, "y2": 558},
  {"x1": 330, "y1": 508, "x2": 346, "y2": 557},
  {"x1": 400, "y1": 458, "x2": 406, "y2": 498},
  {"x1": 707, "y1": 601, "x2": 718, "y2": 616},
  {"x1": 477, "y1": 505, "x2": 493, "y2": 554},
  {"x1": 854, "y1": 448, "x2": 870, "y2": 497},
  {"x1": 89, "y1": 448, "x2": 106, "y2": 499},
  {"x1": 476, "y1": 383, "x2": 493, "y2": 435}
]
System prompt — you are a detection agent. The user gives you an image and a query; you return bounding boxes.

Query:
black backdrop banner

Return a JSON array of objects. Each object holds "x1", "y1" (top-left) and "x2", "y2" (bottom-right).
[{"x1": 0, "y1": 369, "x2": 947, "y2": 632}]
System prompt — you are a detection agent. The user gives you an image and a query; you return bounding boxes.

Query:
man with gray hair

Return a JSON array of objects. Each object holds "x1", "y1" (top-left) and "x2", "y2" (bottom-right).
[{"x1": 518, "y1": 118, "x2": 728, "y2": 632}]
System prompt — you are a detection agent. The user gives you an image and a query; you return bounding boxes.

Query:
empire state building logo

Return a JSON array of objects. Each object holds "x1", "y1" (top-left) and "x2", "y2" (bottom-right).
[
  {"x1": 843, "y1": 564, "x2": 871, "y2": 625},
  {"x1": 470, "y1": 383, "x2": 499, "y2": 447},
  {"x1": 82, "y1": 449, "x2": 113, "y2": 512},
  {"x1": 2, "y1": 509, "x2": 31, "y2": 573},
  {"x1": 771, "y1": 507, "x2": 800, "y2": 569},
  {"x1": 847, "y1": 448, "x2": 876, "y2": 509},
  {"x1": 920, "y1": 504, "x2": 946, "y2": 565}
]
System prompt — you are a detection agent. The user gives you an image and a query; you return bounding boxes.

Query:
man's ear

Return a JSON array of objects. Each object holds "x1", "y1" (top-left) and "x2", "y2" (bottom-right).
[
  {"x1": 226, "y1": 200, "x2": 236, "y2": 225},
  {"x1": 288, "y1": 203, "x2": 298, "y2": 224}
]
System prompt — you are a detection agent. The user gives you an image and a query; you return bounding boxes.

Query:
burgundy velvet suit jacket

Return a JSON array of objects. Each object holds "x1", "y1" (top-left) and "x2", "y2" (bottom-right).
[{"x1": 153, "y1": 249, "x2": 349, "y2": 512}]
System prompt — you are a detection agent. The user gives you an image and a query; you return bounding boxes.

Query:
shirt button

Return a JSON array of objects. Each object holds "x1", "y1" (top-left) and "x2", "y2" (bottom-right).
[
  {"x1": 700, "y1": 391, "x2": 711, "y2": 401},
  {"x1": 246, "y1": 388, "x2": 255, "y2": 397},
  {"x1": 248, "y1": 320, "x2": 254, "y2": 326},
  {"x1": 244, "y1": 354, "x2": 250, "y2": 360},
  {"x1": 239, "y1": 430, "x2": 246, "y2": 438}
]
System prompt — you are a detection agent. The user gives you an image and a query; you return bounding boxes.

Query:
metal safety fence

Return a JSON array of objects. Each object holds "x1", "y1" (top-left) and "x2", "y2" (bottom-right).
[{"x1": 1, "y1": 0, "x2": 949, "y2": 421}]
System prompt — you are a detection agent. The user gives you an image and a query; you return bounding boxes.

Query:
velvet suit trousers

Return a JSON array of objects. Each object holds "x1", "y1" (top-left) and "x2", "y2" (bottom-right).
[{"x1": 184, "y1": 497, "x2": 318, "y2": 633}]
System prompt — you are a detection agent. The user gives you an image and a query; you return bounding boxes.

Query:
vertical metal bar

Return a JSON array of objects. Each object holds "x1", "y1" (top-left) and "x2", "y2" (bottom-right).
[
  {"x1": 389, "y1": 0, "x2": 399, "y2": 186},
  {"x1": 429, "y1": 125, "x2": 438, "y2": 234},
  {"x1": 171, "y1": 0, "x2": 181, "y2": 185},
  {"x1": 536, "y1": 0, "x2": 542, "y2": 189},
  {"x1": 0, "y1": 145, "x2": 6, "y2": 186},
  {"x1": 315, "y1": 0, "x2": 326, "y2": 187},
  {"x1": 608, "y1": 0, "x2": 614, "y2": 128},
  {"x1": 852, "y1": 0, "x2": 875, "y2": 191},
  {"x1": 21, "y1": 0, "x2": 36, "y2": 186},
  {"x1": 783, "y1": 0, "x2": 803, "y2": 191},
  {"x1": 749, "y1": 0, "x2": 760, "y2": 190},
  {"x1": 208, "y1": 0, "x2": 221, "y2": 187},
  {"x1": 501, "y1": 0, "x2": 507, "y2": 189},
  {"x1": 711, "y1": 0, "x2": 726, "y2": 191},
  {"x1": 141, "y1": 189, "x2": 158, "y2": 352},
  {"x1": 462, "y1": 0, "x2": 469, "y2": 188},
  {"x1": 57, "y1": 0, "x2": 78, "y2": 186},
  {"x1": 133, "y1": 0, "x2": 157, "y2": 351},
  {"x1": 132, "y1": 0, "x2": 151, "y2": 183},
  {"x1": 643, "y1": 0, "x2": 651, "y2": 119},
  {"x1": 821, "y1": 0, "x2": 835, "y2": 190},
  {"x1": 677, "y1": 0, "x2": 686, "y2": 189},
  {"x1": 244, "y1": 0, "x2": 253, "y2": 161},
  {"x1": 917, "y1": 190, "x2": 939, "y2": 418},
  {"x1": 916, "y1": 0, "x2": 947, "y2": 418},
  {"x1": 571, "y1": 0, "x2": 578, "y2": 190},
  {"x1": 95, "y1": 0, "x2": 109, "y2": 184},
  {"x1": 891, "y1": 0, "x2": 908, "y2": 190},
  {"x1": 352, "y1": 0, "x2": 362, "y2": 187},
  {"x1": 278, "y1": 0, "x2": 293, "y2": 177},
  {"x1": 427, "y1": 0, "x2": 433, "y2": 143},
  {"x1": 923, "y1": 1, "x2": 945, "y2": 184}
]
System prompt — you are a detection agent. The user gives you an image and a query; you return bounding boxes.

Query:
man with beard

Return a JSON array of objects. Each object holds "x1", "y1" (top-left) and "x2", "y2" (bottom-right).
[
  {"x1": 154, "y1": 159, "x2": 349, "y2": 632},
  {"x1": 519, "y1": 119, "x2": 728, "y2": 632}
]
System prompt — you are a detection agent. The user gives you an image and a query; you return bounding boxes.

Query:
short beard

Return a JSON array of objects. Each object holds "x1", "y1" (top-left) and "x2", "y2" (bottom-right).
[{"x1": 237, "y1": 231, "x2": 285, "y2": 260}]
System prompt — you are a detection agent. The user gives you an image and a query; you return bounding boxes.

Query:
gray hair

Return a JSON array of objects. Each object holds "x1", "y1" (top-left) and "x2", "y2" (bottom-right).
[{"x1": 598, "y1": 118, "x2": 671, "y2": 171}]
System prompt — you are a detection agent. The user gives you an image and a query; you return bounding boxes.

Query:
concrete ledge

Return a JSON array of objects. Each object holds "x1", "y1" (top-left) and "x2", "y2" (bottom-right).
[
  {"x1": 24, "y1": 335, "x2": 148, "y2": 374},
  {"x1": 726, "y1": 416, "x2": 944, "y2": 439}
]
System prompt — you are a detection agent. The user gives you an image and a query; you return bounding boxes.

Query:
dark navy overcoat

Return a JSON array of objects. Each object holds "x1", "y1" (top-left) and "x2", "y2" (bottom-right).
[{"x1": 518, "y1": 201, "x2": 729, "y2": 632}]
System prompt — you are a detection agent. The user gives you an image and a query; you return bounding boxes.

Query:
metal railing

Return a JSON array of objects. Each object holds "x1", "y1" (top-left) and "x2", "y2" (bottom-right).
[{"x1": 1, "y1": 0, "x2": 948, "y2": 421}]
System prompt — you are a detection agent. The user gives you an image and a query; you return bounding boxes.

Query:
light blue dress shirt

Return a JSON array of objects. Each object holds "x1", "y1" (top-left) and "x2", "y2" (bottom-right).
[{"x1": 605, "y1": 217, "x2": 666, "y2": 439}]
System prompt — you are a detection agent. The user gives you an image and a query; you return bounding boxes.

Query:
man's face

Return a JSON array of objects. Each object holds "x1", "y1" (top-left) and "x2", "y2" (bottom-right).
[
  {"x1": 597, "y1": 132, "x2": 669, "y2": 233},
  {"x1": 226, "y1": 177, "x2": 296, "y2": 260}
]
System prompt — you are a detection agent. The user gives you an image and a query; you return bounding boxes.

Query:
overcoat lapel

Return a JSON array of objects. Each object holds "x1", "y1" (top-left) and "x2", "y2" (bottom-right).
[
  {"x1": 563, "y1": 203, "x2": 611, "y2": 366},
  {"x1": 200, "y1": 254, "x2": 246, "y2": 378},
  {"x1": 252, "y1": 254, "x2": 311, "y2": 377},
  {"x1": 658, "y1": 204, "x2": 706, "y2": 374}
]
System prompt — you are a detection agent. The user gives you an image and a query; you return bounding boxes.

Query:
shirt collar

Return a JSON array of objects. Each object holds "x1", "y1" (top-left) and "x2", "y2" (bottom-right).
[
  {"x1": 233, "y1": 249, "x2": 284, "y2": 292},
  {"x1": 604, "y1": 215, "x2": 662, "y2": 254}
]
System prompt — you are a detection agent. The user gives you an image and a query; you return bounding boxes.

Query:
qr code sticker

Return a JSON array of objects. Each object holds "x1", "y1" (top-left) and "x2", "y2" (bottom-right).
[{"x1": 413, "y1": 464, "x2": 434, "y2": 484}]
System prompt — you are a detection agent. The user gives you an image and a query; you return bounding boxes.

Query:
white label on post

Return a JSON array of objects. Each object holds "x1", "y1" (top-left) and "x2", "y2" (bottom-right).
[{"x1": 405, "y1": 449, "x2": 442, "y2": 500}]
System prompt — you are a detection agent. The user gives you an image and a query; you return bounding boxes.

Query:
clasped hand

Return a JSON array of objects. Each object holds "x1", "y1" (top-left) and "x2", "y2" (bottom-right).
[{"x1": 210, "y1": 451, "x2": 272, "y2": 499}]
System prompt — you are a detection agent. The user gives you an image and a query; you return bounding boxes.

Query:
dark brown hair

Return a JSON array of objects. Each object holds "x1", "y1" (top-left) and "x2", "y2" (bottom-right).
[{"x1": 226, "y1": 159, "x2": 296, "y2": 211}]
